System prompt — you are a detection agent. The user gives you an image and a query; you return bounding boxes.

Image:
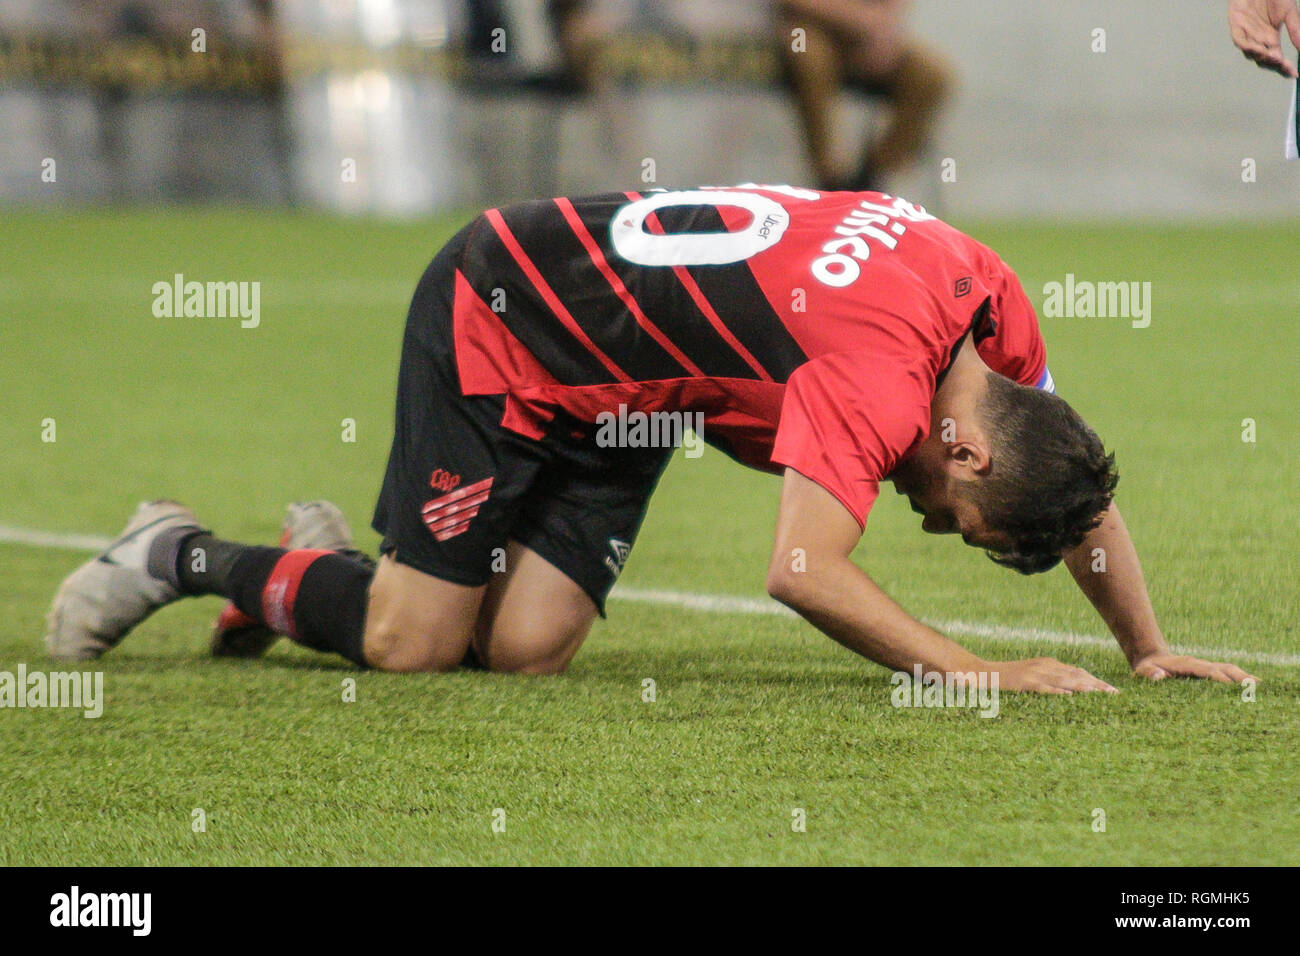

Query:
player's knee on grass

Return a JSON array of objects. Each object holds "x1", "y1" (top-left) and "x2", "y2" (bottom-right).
[
  {"x1": 362, "y1": 555, "x2": 479, "y2": 673},
  {"x1": 474, "y1": 616, "x2": 590, "y2": 676},
  {"x1": 363, "y1": 623, "x2": 465, "y2": 673},
  {"x1": 472, "y1": 542, "x2": 598, "y2": 675}
]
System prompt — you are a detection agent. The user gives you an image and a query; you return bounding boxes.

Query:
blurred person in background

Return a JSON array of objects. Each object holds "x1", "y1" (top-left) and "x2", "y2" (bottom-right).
[
  {"x1": 1228, "y1": 0, "x2": 1300, "y2": 76},
  {"x1": 78, "y1": 0, "x2": 290, "y2": 202},
  {"x1": 86, "y1": 0, "x2": 162, "y2": 200},
  {"x1": 776, "y1": 0, "x2": 953, "y2": 191},
  {"x1": 245, "y1": 0, "x2": 292, "y2": 203},
  {"x1": 548, "y1": 0, "x2": 599, "y2": 91},
  {"x1": 465, "y1": 0, "x2": 512, "y2": 61},
  {"x1": 546, "y1": 0, "x2": 683, "y2": 92},
  {"x1": 460, "y1": 0, "x2": 599, "y2": 93}
]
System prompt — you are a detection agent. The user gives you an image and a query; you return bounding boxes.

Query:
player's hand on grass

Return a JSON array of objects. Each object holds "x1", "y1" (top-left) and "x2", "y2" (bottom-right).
[
  {"x1": 1229, "y1": 0, "x2": 1300, "y2": 77},
  {"x1": 1131, "y1": 652, "x2": 1258, "y2": 685},
  {"x1": 990, "y1": 657, "x2": 1119, "y2": 695}
]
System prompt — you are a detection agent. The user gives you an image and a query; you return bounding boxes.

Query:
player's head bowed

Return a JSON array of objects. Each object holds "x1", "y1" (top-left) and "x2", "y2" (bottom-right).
[{"x1": 968, "y1": 374, "x2": 1118, "y2": 574}]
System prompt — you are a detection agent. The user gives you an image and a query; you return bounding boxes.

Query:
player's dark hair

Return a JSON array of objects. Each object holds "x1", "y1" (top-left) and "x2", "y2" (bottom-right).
[{"x1": 968, "y1": 374, "x2": 1118, "y2": 574}]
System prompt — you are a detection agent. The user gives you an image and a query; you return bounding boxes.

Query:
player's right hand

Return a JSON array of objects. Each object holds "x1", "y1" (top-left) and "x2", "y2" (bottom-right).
[
  {"x1": 989, "y1": 657, "x2": 1119, "y2": 695},
  {"x1": 1229, "y1": 0, "x2": 1300, "y2": 78}
]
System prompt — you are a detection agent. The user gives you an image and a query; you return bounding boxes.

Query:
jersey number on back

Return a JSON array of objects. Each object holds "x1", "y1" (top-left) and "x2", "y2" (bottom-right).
[{"x1": 610, "y1": 187, "x2": 813, "y2": 267}]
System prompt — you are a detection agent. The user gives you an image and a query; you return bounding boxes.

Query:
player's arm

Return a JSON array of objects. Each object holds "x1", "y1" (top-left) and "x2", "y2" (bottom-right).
[
  {"x1": 767, "y1": 467, "x2": 1117, "y2": 694},
  {"x1": 1228, "y1": 0, "x2": 1300, "y2": 76},
  {"x1": 1062, "y1": 504, "x2": 1258, "y2": 684}
]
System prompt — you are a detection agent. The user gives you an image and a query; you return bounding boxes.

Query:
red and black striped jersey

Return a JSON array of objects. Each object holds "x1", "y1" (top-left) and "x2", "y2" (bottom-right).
[{"x1": 450, "y1": 185, "x2": 1049, "y2": 524}]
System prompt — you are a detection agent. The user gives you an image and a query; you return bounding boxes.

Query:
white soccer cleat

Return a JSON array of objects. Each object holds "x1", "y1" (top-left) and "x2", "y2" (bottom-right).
[
  {"x1": 209, "y1": 500, "x2": 354, "y2": 658},
  {"x1": 280, "y1": 500, "x2": 353, "y2": 553},
  {"x1": 44, "y1": 500, "x2": 202, "y2": 661}
]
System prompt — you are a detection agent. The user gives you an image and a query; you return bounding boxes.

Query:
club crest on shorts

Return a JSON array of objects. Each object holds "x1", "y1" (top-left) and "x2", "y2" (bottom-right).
[
  {"x1": 604, "y1": 537, "x2": 632, "y2": 577},
  {"x1": 429, "y1": 468, "x2": 461, "y2": 492},
  {"x1": 422, "y1": 476, "x2": 493, "y2": 541}
]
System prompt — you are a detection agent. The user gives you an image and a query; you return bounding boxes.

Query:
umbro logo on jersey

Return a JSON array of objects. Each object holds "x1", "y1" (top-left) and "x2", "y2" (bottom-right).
[
  {"x1": 422, "y1": 477, "x2": 494, "y2": 541},
  {"x1": 604, "y1": 537, "x2": 632, "y2": 577},
  {"x1": 954, "y1": 276, "x2": 972, "y2": 297}
]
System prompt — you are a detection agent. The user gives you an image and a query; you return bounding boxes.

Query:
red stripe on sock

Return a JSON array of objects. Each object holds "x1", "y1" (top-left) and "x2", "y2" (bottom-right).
[{"x1": 261, "y1": 549, "x2": 333, "y2": 639}]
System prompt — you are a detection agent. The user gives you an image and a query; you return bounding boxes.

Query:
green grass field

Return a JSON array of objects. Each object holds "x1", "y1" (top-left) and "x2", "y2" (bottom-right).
[{"x1": 1, "y1": 208, "x2": 1296, "y2": 865}]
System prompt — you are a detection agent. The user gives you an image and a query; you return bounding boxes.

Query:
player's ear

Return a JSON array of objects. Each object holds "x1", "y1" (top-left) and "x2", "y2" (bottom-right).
[{"x1": 948, "y1": 439, "x2": 992, "y2": 475}]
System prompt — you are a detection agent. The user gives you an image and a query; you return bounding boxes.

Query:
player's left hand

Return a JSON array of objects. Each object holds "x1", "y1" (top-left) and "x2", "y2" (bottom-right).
[{"x1": 1132, "y1": 652, "x2": 1258, "y2": 684}]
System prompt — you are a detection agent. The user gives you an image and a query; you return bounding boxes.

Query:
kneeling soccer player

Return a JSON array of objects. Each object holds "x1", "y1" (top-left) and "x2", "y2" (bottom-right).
[{"x1": 45, "y1": 185, "x2": 1256, "y2": 693}]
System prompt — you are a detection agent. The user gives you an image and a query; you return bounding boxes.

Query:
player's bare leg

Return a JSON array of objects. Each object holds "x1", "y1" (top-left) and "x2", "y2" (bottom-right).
[
  {"x1": 471, "y1": 541, "x2": 598, "y2": 675},
  {"x1": 361, "y1": 543, "x2": 597, "y2": 675},
  {"x1": 361, "y1": 555, "x2": 482, "y2": 672}
]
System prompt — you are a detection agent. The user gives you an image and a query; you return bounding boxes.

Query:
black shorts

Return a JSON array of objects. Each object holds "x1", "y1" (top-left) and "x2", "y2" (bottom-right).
[{"x1": 371, "y1": 224, "x2": 671, "y2": 615}]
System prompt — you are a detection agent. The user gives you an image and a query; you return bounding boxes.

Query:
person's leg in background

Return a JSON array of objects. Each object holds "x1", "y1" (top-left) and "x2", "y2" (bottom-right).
[
  {"x1": 777, "y1": 0, "x2": 954, "y2": 191},
  {"x1": 777, "y1": 14, "x2": 845, "y2": 190},
  {"x1": 846, "y1": 40, "x2": 954, "y2": 189}
]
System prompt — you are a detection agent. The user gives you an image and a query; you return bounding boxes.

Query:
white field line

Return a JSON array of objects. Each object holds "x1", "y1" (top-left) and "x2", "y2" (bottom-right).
[
  {"x1": 606, "y1": 589, "x2": 1300, "y2": 669},
  {"x1": 0, "y1": 525, "x2": 116, "y2": 552},
  {"x1": 4, "y1": 524, "x2": 1296, "y2": 668}
]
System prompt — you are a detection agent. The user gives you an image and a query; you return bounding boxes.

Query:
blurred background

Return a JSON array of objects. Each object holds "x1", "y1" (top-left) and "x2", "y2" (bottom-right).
[{"x1": 1, "y1": 0, "x2": 1297, "y2": 218}]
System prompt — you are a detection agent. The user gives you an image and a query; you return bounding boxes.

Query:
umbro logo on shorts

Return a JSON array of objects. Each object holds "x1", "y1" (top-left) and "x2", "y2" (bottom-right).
[
  {"x1": 422, "y1": 477, "x2": 494, "y2": 541},
  {"x1": 604, "y1": 537, "x2": 631, "y2": 577}
]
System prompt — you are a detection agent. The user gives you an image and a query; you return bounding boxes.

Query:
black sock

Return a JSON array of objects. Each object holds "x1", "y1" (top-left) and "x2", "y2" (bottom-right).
[
  {"x1": 228, "y1": 545, "x2": 372, "y2": 667},
  {"x1": 284, "y1": 551, "x2": 373, "y2": 666},
  {"x1": 173, "y1": 533, "x2": 262, "y2": 595},
  {"x1": 149, "y1": 530, "x2": 372, "y2": 666}
]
